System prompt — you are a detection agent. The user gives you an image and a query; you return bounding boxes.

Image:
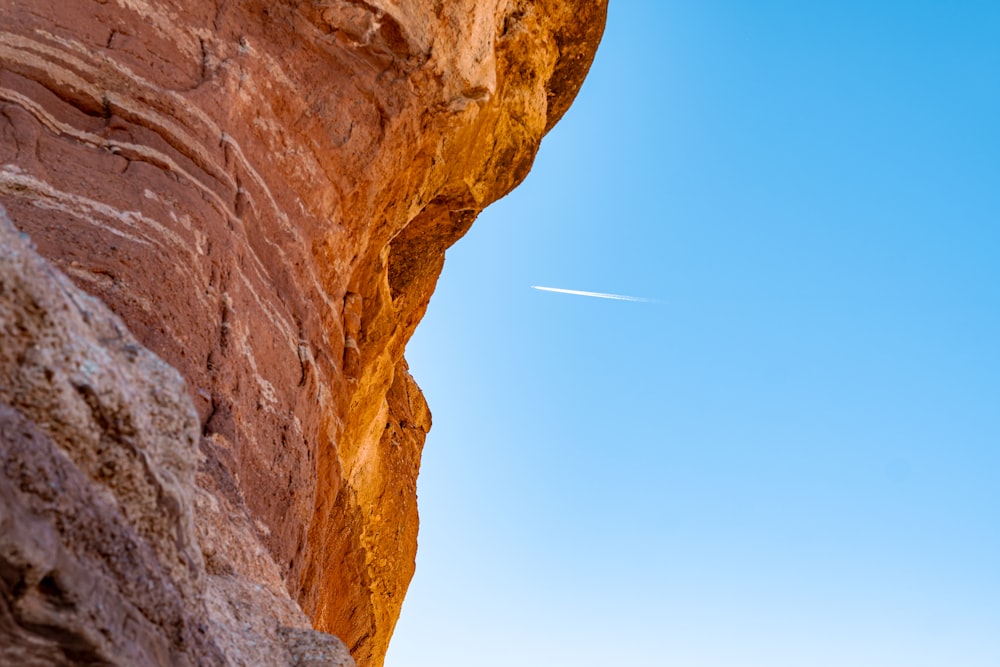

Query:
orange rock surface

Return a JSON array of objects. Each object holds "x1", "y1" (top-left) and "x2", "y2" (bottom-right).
[{"x1": 0, "y1": 1, "x2": 607, "y2": 664}]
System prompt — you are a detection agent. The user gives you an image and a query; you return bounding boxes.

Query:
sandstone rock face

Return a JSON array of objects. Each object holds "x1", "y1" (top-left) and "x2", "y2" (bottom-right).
[
  {"x1": 0, "y1": 1, "x2": 606, "y2": 665},
  {"x1": 0, "y1": 211, "x2": 353, "y2": 665}
]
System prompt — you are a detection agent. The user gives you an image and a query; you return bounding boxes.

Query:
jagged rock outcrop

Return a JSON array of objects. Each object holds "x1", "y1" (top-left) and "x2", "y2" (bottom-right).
[
  {"x1": 0, "y1": 210, "x2": 354, "y2": 665},
  {"x1": 0, "y1": 1, "x2": 607, "y2": 665}
]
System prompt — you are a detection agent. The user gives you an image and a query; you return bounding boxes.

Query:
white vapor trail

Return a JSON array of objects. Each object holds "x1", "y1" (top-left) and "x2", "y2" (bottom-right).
[{"x1": 530, "y1": 285, "x2": 656, "y2": 303}]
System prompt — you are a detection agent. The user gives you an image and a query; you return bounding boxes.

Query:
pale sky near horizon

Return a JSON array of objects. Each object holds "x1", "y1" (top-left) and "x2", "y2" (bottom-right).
[{"x1": 386, "y1": 2, "x2": 999, "y2": 665}]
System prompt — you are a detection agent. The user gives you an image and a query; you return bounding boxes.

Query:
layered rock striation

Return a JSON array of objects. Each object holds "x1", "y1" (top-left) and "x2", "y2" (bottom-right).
[
  {"x1": 0, "y1": 1, "x2": 607, "y2": 665},
  {"x1": 0, "y1": 209, "x2": 354, "y2": 665}
]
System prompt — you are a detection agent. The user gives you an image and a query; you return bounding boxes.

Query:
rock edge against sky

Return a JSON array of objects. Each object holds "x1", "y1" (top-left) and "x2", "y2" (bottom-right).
[{"x1": 0, "y1": 1, "x2": 607, "y2": 665}]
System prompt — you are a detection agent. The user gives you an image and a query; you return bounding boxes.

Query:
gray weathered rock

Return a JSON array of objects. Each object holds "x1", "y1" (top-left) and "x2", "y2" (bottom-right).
[{"x1": 0, "y1": 208, "x2": 353, "y2": 666}]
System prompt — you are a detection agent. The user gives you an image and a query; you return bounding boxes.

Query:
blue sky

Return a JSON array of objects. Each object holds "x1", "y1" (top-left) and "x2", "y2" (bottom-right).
[{"x1": 386, "y1": 2, "x2": 1000, "y2": 665}]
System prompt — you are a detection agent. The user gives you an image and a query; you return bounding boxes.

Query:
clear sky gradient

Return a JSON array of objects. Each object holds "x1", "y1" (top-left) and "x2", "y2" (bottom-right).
[{"x1": 386, "y1": 2, "x2": 999, "y2": 665}]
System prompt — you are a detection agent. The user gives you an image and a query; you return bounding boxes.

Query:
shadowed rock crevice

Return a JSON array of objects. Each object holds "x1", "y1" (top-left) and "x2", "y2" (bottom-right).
[{"x1": 387, "y1": 197, "x2": 478, "y2": 304}]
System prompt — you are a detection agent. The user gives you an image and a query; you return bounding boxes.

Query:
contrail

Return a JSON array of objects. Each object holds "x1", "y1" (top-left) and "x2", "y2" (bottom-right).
[{"x1": 530, "y1": 285, "x2": 656, "y2": 303}]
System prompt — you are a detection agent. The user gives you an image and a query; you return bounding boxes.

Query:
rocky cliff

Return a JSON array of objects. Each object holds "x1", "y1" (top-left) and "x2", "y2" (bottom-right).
[{"x1": 0, "y1": 1, "x2": 607, "y2": 665}]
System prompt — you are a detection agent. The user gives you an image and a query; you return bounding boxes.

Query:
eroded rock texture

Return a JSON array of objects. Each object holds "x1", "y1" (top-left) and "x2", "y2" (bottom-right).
[
  {"x1": 0, "y1": 211, "x2": 354, "y2": 665},
  {"x1": 0, "y1": 1, "x2": 607, "y2": 665}
]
